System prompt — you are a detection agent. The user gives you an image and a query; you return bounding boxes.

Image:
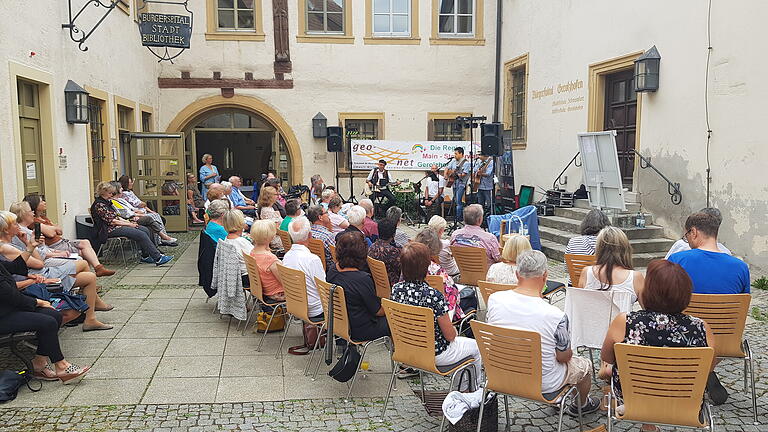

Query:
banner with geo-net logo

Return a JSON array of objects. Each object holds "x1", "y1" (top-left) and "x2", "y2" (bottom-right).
[{"x1": 350, "y1": 140, "x2": 479, "y2": 171}]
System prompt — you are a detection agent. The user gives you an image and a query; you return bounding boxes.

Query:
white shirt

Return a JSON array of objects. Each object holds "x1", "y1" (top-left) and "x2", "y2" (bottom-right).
[
  {"x1": 223, "y1": 236, "x2": 254, "y2": 276},
  {"x1": 486, "y1": 262, "x2": 519, "y2": 285},
  {"x1": 487, "y1": 290, "x2": 568, "y2": 393},
  {"x1": 329, "y1": 211, "x2": 347, "y2": 234},
  {"x1": 281, "y1": 244, "x2": 326, "y2": 317},
  {"x1": 583, "y1": 266, "x2": 638, "y2": 304},
  {"x1": 425, "y1": 175, "x2": 446, "y2": 199},
  {"x1": 664, "y1": 239, "x2": 731, "y2": 259}
]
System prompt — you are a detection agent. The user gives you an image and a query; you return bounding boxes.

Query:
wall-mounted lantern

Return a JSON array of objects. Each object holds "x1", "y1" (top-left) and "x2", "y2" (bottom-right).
[
  {"x1": 64, "y1": 80, "x2": 89, "y2": 124},
  {"x1": 312, "y1": 112, "x2": 328, "y2": 138},
  {"x1": 634, "y1": 45, "x2": 661, "y2": 92}
]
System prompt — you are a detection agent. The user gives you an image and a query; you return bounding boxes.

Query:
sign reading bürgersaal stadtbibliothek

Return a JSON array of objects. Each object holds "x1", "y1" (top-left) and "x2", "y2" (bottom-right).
[
  {"x1": 139, "y1": 13, "x2": 191, "y2": 49},
  {"x1": 351, "y1": 140, "x2": 480, "y2": 171}
]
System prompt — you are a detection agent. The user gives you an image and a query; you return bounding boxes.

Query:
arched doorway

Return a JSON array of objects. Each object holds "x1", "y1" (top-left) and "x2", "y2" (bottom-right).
[{"x1": 166, "y1": 95, "x2": 302, "y2": 189}]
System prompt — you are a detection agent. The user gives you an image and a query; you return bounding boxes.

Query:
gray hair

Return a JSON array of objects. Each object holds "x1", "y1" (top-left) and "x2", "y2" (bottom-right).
[
  {"x1": 580, "y1": 208, "x2": 611, "y2": 236},
  {"x1": 347, "y1": 205, "x2": 366, "y2": 226},
  {"x1": 220, "y1": 181, "x2": 232, "y2": 192},
  {"x1": 207, "y1": 199, "x2": 230, "y2": 219},
  {"x1": 306, "y1": 205, "x2": 324, "y2": 224},
  {"x1": 463, "y1": 204, "x2": 484, "y2": 226},
  {"x1": 321, "y1": 189, "x2": 335, "y2": 201},
  {"x1": 516, "y1": 250, "x2": 548, "y2": 279},
  {"x1": 414, "y1": 227, "x2": 442, "y2": 256},
  {"x1": 699, "y1": 207, "x2": 722, "y2": 225},
  {"x1": 359, "y1": 199, "x2": 373, "y2": 213},
  {"x1": 428, "y1": 215, "x2": 448, "y2": 233},
  {"x1": 288, "y1": 216, "x2": 312, "y2": 242},
  {"x1": 228, "y1": 175, "x2": 240, "y2": 183},
  {"x1": 386, "y1": 206, "x2": 402, "y2": 222}
]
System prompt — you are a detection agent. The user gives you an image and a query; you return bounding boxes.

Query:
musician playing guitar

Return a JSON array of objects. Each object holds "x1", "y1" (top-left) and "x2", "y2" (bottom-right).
[
  {"x1": 442, "y1": 147, "x2": 471, "y2": 222},
  {"x1": 366, "y1": 159, "x2": 396, "y2": 213},
  {"x1": 473, "y1": 155, "x2": 495, "y2": 213}
]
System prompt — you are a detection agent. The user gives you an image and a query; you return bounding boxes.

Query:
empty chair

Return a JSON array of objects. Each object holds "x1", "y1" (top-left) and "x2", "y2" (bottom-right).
[{"x1": 564, "y1": 254, "x2": 596, "y2": 287}]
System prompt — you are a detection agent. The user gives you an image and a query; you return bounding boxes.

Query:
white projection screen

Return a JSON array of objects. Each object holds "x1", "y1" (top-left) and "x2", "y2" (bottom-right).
[{"x1": 577, "y1": 131, "x2": 626, "y2": 211}]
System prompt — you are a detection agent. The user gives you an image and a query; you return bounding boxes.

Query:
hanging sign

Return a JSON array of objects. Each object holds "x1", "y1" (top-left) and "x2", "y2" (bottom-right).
[{"x1": 139, "y1": 13, "x2": 192, "y2": 49}]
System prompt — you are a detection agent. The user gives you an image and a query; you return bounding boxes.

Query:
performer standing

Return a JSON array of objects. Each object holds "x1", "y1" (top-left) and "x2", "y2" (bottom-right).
[
  {"x1": 473, "y1": 155, "x2": 495, "y2": 214},
  {"x1": 366, "y1": 160, "x2": 396, "y2": 213},
  {"x1": 443, "y1": 148, "x2": 471, "y2": 222},
  {"x1": 420, "y1": 164, "x2": 445, "y2": 222}
]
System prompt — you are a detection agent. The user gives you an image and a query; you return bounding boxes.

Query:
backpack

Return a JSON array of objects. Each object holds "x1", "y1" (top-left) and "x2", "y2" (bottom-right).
[{"x1": 0, "y1": 370, "x2": 39, "y2": 403}]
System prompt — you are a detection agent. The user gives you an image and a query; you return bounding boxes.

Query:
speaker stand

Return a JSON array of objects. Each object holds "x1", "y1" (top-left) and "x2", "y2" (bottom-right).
[
  {"x1": 345, "y1": 134, "x2": 357, "y2": 204},
  {"x1": 334, "y1": 152, "x2": 340, "y2": 193}
]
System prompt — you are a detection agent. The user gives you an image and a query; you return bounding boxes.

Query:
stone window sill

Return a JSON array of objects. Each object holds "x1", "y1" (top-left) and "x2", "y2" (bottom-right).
[{"x1": 205, "y1": 32, "x2": 266, "y2": 42}]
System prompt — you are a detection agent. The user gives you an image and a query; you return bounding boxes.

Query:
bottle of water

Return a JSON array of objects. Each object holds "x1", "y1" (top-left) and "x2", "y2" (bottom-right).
[
  {"x1": 635, "y1": 212, "x2": 641, "y2": 228},
  {"x1": 639, "y1": 213, "x2": 646, "y2": 229}
]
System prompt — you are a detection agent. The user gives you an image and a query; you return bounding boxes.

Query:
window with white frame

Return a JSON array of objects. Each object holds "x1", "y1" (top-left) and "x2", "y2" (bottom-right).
[
  {"x1": 438, "y1": 0, "x2": 474, "y2": 36},
  {"x1": 373, "y1": 0, "x2": 410, "y2": 37},
  {"x1": 217, "y1": 0, "x2": 255, "y2": 30},
  {"x1": 307, "y1": 0, "x2": 345, "y2": 34}
]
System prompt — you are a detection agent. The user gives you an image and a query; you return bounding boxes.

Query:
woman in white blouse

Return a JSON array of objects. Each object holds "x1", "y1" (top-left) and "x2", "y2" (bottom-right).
[
  {"x1": 485, "y1": 234, "x2": 531, "y2": 285},
  {"x1": 327, "y1": 195, "x2": 349, "y2": 234},
  {"x1": 577, "y1": 226, "x2": 644, "y2": 303}
]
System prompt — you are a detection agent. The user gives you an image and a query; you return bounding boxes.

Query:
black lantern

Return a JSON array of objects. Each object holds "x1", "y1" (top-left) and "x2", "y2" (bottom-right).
[
  {"x1": 64, "y1": 80, "x2": 89, "y2": 124},
  {"x1": 312, "y1": 112, "x2": 327, "y2": 138},
  {"x1": 634, "y1": 45, "x2": 661, "y2": 92}
]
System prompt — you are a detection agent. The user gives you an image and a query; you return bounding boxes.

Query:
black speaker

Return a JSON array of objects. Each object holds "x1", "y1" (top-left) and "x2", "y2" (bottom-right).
[
  {"x1": 481, "y1": 123, "x2": 503, "y2": 156},
  {"x1": 326, "y1": 126, "x2": 343, "y2": 152}
]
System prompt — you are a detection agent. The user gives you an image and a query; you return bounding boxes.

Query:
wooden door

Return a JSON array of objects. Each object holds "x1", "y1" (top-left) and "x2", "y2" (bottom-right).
[
  {"x1": 17, "y1": 80, "x2": 44, "y2": 196},
  {"x1": 604, "y1": 70, "x2": 637, "y2": 187}
]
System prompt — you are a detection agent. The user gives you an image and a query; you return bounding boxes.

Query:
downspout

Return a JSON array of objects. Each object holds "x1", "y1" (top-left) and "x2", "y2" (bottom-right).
[{"x1": 492, "y1": 0, "x2": 503, "y2": 122}]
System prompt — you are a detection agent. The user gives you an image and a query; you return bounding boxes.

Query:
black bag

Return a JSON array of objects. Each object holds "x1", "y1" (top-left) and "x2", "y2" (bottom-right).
[
  {"x1": 328, "y1": 345, "x2": 361, "y2": 383},
  {"x1": 459, "y1": 287, "x2": 479, "y2": 313},
  {"x1": 0, "y1": 370, "x2": 38, "y2": 403}
]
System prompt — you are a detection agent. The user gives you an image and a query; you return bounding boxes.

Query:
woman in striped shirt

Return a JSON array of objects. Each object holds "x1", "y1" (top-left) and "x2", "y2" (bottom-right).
[{"x1": 565, "y1": 208, "x2": 611, "y2": 255}]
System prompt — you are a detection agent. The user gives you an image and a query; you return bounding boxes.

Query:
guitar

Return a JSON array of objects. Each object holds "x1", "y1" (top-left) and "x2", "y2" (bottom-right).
[
  {"x1": 444, "y1": 159, "x2": 467, "y2": 188},
  {"x1": 472, "y1": 158, "x2": 492, "y2": 192},
  {"x1": 363, "y1": 179, "x2": 402, "y2": 197}
]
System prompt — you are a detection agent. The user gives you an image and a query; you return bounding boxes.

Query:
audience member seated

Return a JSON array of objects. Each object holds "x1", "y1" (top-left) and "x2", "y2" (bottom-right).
[
  {"x1": 367, "y1": 218, "x2": 401, "y2": 286},
  {"x1": 222, "y1": 209, "x2": 254, "y2": 288},
  {"x1": 0, "y1": 263, "x2": 90, "y2": 383},
  {"x1": 258, "y1": 187, "x2": 284, "y2": 250},
  {"x1": 228, "y1": 176, "x2": 257, "y2": 217},
  {"x1": 327, "y1": 196, "x2": 349, "y2": 234},
  {"x1": 487, "y1": 250, "x2": 600, "y2": 415},
  {"x1": 204, "y1": 200, "x2": 230, "y2": 243},
  {"x1": 249, "y1": 220, "x2": 285, "y2": 303},
  {"x1": 339, "y1": 206, "x2": 372, "y2": 247},
  {"x1": 282, "y1": 216, "x2": 325, "y2": 326},
  {"x1": 358, "y1": 199, "x2": 379, "y2": 242},
  {"x1": 280, "y1": 199, "x2": 302, "y2": 232},
  {"x1": 327, "y1": 231, "x2": 390, "y2": 341},
  {"x1": 0, "y1": 211, "x2": 112, "y2": 331},
  {"x1": 577, "y1": 227, "x2": 644, "y2": 304},
  {"x1": 23, "y1": 194, "x2": 115, "y2": 277},
  {"x1": 450, "y1": 204, "x2": 500, "y2": 264},
  {"x1": 117, "y1": 175, "x2": 155, "y2": 212},
  {"x1": 307, "y1": 205, "x2": 335, "y2": 268},
  {"x1": 263, "y1": 178, "x2": 287, "y2": 216},
  {"x1": 486, "y1": 234, "x2": 531, "y2": 285},
  {"x1": 204, "y1": 184, "x2": 227, "y2": 209},
  {"x1": 565, "y1": 208, "x2": 611, "y2": 255},
  {"x1": 668, "y1": 212, "x2": 750, "y2": 295},
  {"x1": 186, "y1": 173, "x2": 205, "y2": 224},
  {"x1": 601, "y1": 259, "x2": 715, "y2": 406},
  {"x1": 111, "y1": 182, "x2": 178, "y2": 247},
  {"x1": 385, "y1": 207, "x2": 410, "y2": 248},
  {"x1": 309, "y1": 174, "x2": 324, "y2": 206},
  {"x1": 91, "y1": 181, "x2": 172, "y2": 266},
  {"x1": 320, "y1": 189, "x2": 334, "y2": 211},
  {"x1": 428, "y1": 216, "x2": 459, "y2": 278},
  {"x1": 665, "y1": 207, "x2": 731, "y2": 258},
  {"x1": 390, "y1": 242, "x2": 482, "y2": 386},
  {"x1": 413, "y1": 227, "x2": 465, "y2": 321}
]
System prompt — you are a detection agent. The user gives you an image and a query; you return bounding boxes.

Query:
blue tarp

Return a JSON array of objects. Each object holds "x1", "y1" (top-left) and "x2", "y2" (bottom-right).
[{"x1": 488, "y1": 205, "x2": 542, "y2": 250}]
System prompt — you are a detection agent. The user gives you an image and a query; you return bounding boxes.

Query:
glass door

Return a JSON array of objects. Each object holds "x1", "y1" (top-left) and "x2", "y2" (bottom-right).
[{"x1": 130, "y1": 133, "x2": 187, "y2": 232}]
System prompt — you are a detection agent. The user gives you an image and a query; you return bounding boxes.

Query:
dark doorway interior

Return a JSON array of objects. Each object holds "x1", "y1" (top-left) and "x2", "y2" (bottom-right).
[
  {"x1": 604, "y1": 69, "x2": 637, "y2": 187},
  {"x1": 195, "y1": 131, "x2": 273, "y2": 187}
]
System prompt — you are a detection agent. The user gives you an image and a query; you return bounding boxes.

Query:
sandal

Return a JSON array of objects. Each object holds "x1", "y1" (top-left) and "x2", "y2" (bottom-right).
[
  {"x1": 95, "y1": 304, "x2": 114, "y2": 312},
  {"x1": 58, "y1": 364, "x2": 91, "y2": 385},
  {"x1": 287, "y1": 345, "x2": 312, "y2": 356},
  {"x1": 33, "y1": 362, "x2": 59, "y2": 381},
  {"x1": 82, "y1": 323, "x2": 114, "y2": 332}
]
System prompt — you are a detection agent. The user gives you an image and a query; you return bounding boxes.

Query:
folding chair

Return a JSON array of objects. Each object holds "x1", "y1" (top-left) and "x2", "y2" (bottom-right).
[
  {"x1": 277, "y1": 229, "x2": 293, "y2": 251},
  {"x1": 564, "y1": 254, "x2": 596, "y2": 288},
  {"x1": 242, "y1": 253, "x2": 287, "y2": 348},
  {"x1": 367, "y1": 257, "x2": 392, "y2": 299},
  {"x1": 471, "y1": 321, "x2": 584, "y2": 432},
  {"x1": 97, "y1": 236, "x2": 133, "y2": 268},
  {"x1": 311, "y1": 278, "x2": 393, "y2": 401},
  {"x1": 608, "y1": 344, "x2": 715, "y2": 432},
  {"x1": 380, "y1": 299, "x2": 478, "y2": 431},
  {"x1": 685, "y1": 293, "x2": 756, "y2": 424},
  {"x1": 307, "y1": 238, "x2": 327, "y2": 272}
]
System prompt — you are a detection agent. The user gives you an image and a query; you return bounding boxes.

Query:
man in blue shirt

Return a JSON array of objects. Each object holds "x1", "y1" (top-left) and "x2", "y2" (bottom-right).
[
  {"x1": 473, "y1": 155, "x2": 495, "y2": 216},
  {"x1": 443, "y1": 147, "x2": 471, "y2": 223},
  {"x1": 228, "y1": 176, "x2": 257, "y2": 217}
]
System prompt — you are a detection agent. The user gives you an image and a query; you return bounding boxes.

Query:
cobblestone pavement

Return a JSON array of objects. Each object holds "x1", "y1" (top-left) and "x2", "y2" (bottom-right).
[{"x1": 0, "y1": 228, "x2": 766, "y2": 431}]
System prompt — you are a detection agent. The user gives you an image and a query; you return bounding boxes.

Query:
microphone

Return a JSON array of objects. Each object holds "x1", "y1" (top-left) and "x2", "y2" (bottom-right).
[{"x1": 446, "y1": 156, "x2": 454, "y2": 160}]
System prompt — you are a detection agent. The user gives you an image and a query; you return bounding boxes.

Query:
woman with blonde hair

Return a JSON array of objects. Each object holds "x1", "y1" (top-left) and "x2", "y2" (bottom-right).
[
  {"x1": 257, "y1": 187, "x2": 283, "y2": 249},
  {"x1": 427, "y1": 215, "x2": 459, "y2": 277},
  {"x1": 249, "y1": 220, "x2": 285, "y2": 302},
  {"x1": 199, "y1": 153, "x2": 220, "y2": 198},
  {"x1": 221, "y1": 209, "x2": 254, "y2": 286},
  {"x1": 485, "y1": 234, "x2": 532, "y2": 285},
  {"x1": 577, "y1": 226, "x2": 644, "y2": 303}
]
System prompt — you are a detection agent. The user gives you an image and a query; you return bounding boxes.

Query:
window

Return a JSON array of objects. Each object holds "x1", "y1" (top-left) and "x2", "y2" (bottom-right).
[
  {"x1": 373, "y1": 0, "x2": 410, "y2": 36},
  {"x1": 307, "y1": 0, "x2": 345, "y2": 33},
  {"x1": 428, "y1": 113, "x2": 470, "y2": 141},
  {"x1": 141, "y1": 111, "x2": 152, "y2": 132},
  {"x1": 216, "y1": 0, "x2": 255, "y2": 30},
  {"x1": 206, "y1": 0, "x2": 264, "y2": 41},
  {"x1": 438, "y1": 0, "x2": 473, "y2": 36},
  {"x1": 503, "y1": 54, "x2": 528, "y2": 149},
  {"x1": 337, "y1": 113, "x2": 384, "y2": 173}
]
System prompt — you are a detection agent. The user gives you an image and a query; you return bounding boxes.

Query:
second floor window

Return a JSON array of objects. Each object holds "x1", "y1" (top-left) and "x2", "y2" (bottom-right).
[
  {"x1": 373, "y1": 0, "x2": 410, "y2": 36},
  {"x1": 438, "y1": 0, "x2": 474, "y2": 36},
  {"x1": 307, "y1": 0, "x2": 345, "y2": 34},
  {"x1": 217, "y1": 0, "x2": 255, "y2": 30}
]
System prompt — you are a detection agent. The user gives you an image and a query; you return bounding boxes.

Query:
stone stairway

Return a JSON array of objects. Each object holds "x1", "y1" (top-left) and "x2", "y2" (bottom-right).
[{"x1": 539, "y1": 199, "x2": 675, "y2": 268}]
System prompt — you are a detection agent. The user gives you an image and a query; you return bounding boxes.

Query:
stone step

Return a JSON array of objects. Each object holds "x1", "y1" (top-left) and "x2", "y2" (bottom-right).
[
  {"x1": 541, "y1": 239, "x2": 665, "y2": 268},
  {"x1": 538, "y1": 226, "x2": 674, "y2": 253},
  {"x1": 554, "y1": 207, "x2": 654, "y2": 226},
  {"x1": 538, "y1": 215, "x2": 665, "y2": 239},
  {"x1": 574, "y1": 199, "x2": 641, "y2": 213}
]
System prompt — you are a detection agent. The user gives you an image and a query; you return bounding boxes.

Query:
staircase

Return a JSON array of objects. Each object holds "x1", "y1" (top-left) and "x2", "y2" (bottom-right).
[{"x1": 539, "y1": 199, "x2": 675, "y2": 268}]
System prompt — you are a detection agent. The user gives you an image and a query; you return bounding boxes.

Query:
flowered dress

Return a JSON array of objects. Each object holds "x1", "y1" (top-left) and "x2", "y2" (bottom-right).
[
  {"x1": 612, "y1": 310, "x2": 708, "y2": 400},
  {"x1": 428, "y1": 261, "x2": 464, "y2": 320}
]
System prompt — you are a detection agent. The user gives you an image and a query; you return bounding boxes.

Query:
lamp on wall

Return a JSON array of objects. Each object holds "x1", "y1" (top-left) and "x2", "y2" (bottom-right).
[
  {"x1": 64, "y1": 80, "x2": 89, "y2": 124},
  {"x1": 312, "y1": 112, "x2": 327, "y2": 138},
  {"x1": 634, "y1": 45, "x2": 661, "y2": 92}
]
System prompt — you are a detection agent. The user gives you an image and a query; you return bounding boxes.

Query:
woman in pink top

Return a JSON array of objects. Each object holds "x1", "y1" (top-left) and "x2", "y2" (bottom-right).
[{"x1": 249, "y1": 220, "x2": 285, "y2": 302}]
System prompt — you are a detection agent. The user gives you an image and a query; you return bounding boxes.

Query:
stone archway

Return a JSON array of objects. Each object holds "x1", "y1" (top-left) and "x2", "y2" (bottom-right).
[{"x1": 165, "y1": 94, "x2": 303, "y2": 183}]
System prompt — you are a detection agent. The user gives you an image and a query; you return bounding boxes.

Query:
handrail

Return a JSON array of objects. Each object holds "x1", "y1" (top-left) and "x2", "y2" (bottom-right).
[
  {"x1": 631, "y1": 149, "x2": 682, "y2": 205},
  {"x1": 553, "y1": 152, "x2": 581, "y2": 189}
]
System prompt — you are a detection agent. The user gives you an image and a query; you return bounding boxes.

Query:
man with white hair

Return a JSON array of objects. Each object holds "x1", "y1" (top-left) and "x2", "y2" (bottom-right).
[
  {"x1": 228, "y1": 176, "x2": 257, "y2": 217},
  {"x1": 358, "y1": 198, "x2": 379, "y2": 242},
  {"x1": 450, "y1": 204, "x2": 500, "y2": 264},
  {"x1": 281, "y1": 216, "x2": 325, "y2": 327},
  {"x1": 320, "y1": 189, "x2": 335, "y2": 210},
  {"x1": 338, "y1": 205, "x2": 372, "y2": 247},
  {"x1": 487, "y1": 250, "x2": 600, "y2": 416}
]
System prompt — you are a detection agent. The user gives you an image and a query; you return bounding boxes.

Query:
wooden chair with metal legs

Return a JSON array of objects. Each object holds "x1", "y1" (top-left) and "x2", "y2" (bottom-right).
[
  {"x1": 425, "y1": 275, "x2": 445, "y2": 294},
  {"x1": 311, "y1": 278, "x2": 393, "y2": 401},
  {"x1": 367, "y1": 257, "x2": 392, "y2": 299},
  {"x1": 274, "y1": 263, "x2": 324, "y2": 373},
  {"x1": 564, "y1": 254, "x2": 596, "y2": 288},
  {"x1": 685, "y1": 293, "x2": 756, "y2": 424},
  {"x1": 380, "y1": 299, "x2": 477, "y2": 431},
  {"x1": 242, "y1": 253, "x2": 287, "y2": 348},
  {"x1": 425, "y1": 274, "x2": 476, "y2": 337},
  {"x1": 471, "y1": 321, "x2": 584, "y2": 432},
  {"x1": 277, "y1": 229, "x2": 293, "y2": 251},
  {"x1": 307, "y1": 238, "x2": 327, "y2": 272},
  {"x1": 450, "y1": 246, "x2": 489, "y2": 288},
  {"x1": 329, "y1": 244, "x2": 337, "y2": 262},
  {"x1": 608, "y1": 344, "x2": 715, "y2": 432},
  {"x1": 477, "y1": 280, "x2": 516, "y2": 305}
]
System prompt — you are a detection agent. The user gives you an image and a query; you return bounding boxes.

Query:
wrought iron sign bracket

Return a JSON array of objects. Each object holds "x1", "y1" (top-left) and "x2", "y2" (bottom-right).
[{"x1": 62, "y1": 0, "x2": 123, "y2": 52}]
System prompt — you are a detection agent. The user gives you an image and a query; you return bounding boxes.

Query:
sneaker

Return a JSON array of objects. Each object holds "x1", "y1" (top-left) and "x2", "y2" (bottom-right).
[
  {"x1": 160, "y1": 240, "x2": 178, "y2": 247},
  {"x1": 707, "y1": 371, "x2": 729, "y2": 405},
  {"x1": 565, "y1": 396, "x2": 601, "y2": 417},
  {"x1": 155, "y1": 255, "x2": 173, "y2": 266},
  {"x1": 396, "y1": 367, "x2": 419, "y2": 379},
  {"x1": 140, "y1": 256, "x2": 155, "y2": 264}
]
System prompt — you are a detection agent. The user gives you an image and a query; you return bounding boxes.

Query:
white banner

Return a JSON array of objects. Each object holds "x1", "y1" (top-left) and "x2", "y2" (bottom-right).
[{"x1": 351, "y1": 140, "x2": 480, "y2": 171}]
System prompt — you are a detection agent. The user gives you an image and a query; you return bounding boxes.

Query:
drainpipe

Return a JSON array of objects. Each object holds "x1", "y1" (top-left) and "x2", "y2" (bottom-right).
[{"x1": 492, "y1": 0, "x2": 503, "y2": 122}]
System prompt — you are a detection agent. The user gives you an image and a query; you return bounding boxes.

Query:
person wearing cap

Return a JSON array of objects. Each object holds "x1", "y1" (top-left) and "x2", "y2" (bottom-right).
[{"x1": 366, "y1": 159, "x2": 396, "y2": 214}]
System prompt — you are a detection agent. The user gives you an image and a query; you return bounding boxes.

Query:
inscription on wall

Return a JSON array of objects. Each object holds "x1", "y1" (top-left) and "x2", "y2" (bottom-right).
[{"x1": 532, "y1": 79, "x2": 585, "y2": 114}]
